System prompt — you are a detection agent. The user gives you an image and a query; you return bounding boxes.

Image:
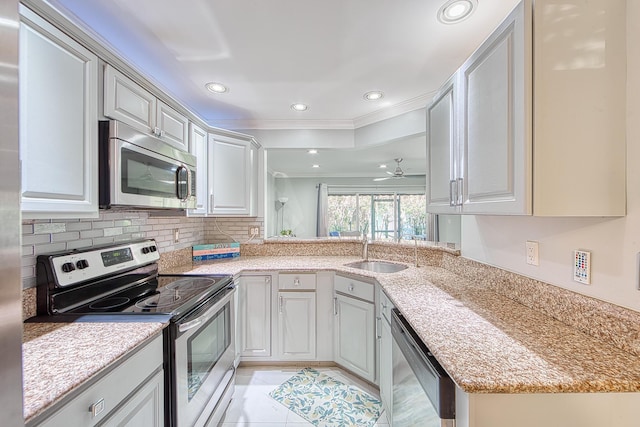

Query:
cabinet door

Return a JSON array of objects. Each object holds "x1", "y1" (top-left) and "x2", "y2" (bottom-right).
[
  {"x1": 101, "y1": 370, "x2": 164, "y2": 427},
  {"x1": 249, "y1": 141, "x2": 263, "y2": 217},
  {"x1": 459, "y1": 1, "x2": 531, "y2": 215},
  {"x1": 334, "y1": 294, "x2": 375, "y2": 382},
  {"x1": 188, "y1": 123, "x2": 208, "y2": 215},
  {"x1": 277, "y1": 292, "x2": 316, "y2": 360},
  {"x1": 19, "y1": 8, "x2": 98, "y2": 219},
  {"x1": 238, "y1": 275, "x2": 271, "y2": 357},
  {"x1": 156, "y1": 101, "x2": 189, "y2": 151},
  {"x1": 104, "y1": 65, "x2": 156, "y2": 135},
  {"x1": 209, "y1": 134, "x2": 251, "y2": 215},
  {"x1": 426, "y1": 76, "x2": 458, "y2": 214}
]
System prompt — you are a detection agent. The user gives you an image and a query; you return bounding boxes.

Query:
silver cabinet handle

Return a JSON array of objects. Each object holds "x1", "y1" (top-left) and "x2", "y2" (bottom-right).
[
  {"x1": 89, "y1": 398, "x2": 105, "y2": 418},
  {"x1": 279, "y1": 295, "x2": 284, "y2": 314},
  {"x1": 293, "y1": 278, "x2": 300, "y2": 287},
  {"x1": 457, "y1": 177, "x2": 463, "y2": 206},
  {"x1": 348, "y1": 283, "x2": 354, "y2": 292},
  {"x1": 449, "y1": 180, "x2": 456, "y2": 206},
  {"x1": 209, "y1": 194, "x2": 214, "y2": 210},
  {"x1": 376, "y1": 316, "x2": 381, "y2": 340},
  {"x1": 333, "y1": 296, "x2": 338, "y2": 316}
]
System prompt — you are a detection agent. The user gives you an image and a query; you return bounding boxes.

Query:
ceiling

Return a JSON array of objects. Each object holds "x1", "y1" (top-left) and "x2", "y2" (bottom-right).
[
  {"x1": 49, "y1": 0, "x2": 520, "y2": 130},
  {"x1": 268, "y1": 135, "x2": 426, "y2": 178}
]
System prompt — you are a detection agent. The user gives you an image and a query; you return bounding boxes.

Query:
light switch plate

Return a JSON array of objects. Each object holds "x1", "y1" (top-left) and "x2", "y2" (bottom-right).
[{"x1": 574, "y1": 250, "x2": 591, "y2": 284}]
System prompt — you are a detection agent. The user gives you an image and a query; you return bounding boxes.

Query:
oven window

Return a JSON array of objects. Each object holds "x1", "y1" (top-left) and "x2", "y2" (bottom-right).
[
  {"x1": 187, "y1": 301, "x2": 231, "y2": 401},
  {"x1": 121, "y1": 147, "x2": 178, "y2": 198}
]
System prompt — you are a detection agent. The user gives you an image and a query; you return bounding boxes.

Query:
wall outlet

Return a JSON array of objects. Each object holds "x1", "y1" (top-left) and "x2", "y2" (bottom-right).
[
  {"x1": 249, "y1": 226, "x2": 260, "y2": 236},
  {"x1": 173, "y1": 228, "x2": 179, "y2": 243},
  {"x1": 526, "y1": 241, "x2": 539, "y2": 266},
  {"x1": 574, "y1": 250, "x2": 591, "y2": 284}
]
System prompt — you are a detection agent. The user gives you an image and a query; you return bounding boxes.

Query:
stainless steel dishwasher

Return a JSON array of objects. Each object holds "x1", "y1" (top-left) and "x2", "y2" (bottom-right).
[{"x1": 391, "y1": 308, "x2": 455, "y2": 427}]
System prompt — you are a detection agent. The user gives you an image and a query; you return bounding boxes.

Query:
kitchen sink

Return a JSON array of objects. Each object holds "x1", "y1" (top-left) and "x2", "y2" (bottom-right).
[{"x1": 344, "y1": 260, "x2": 408, "y2": 273}]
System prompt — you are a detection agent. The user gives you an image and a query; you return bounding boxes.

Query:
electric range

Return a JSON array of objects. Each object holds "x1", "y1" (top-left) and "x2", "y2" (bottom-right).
[{"x1": 30, "y1": 239, "x2": 237, "y2": 427}]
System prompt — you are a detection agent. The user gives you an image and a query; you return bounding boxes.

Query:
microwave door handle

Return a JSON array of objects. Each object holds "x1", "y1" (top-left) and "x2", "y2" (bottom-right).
[{"x1": 176, "y1": 166, "x2": 189, "y2": 201}]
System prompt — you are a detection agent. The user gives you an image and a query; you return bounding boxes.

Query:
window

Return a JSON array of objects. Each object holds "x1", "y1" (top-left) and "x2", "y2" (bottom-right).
[{"x1": 327, "y1": 192, "x2": 427, "y2": 241}]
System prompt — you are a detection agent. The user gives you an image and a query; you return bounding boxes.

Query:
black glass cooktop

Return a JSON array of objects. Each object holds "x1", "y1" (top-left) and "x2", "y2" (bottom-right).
[{"x1": 65, "y1": 276, "x2": 232, "y2": 319}]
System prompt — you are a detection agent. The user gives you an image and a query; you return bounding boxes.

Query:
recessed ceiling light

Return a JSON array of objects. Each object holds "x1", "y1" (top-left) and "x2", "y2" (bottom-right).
[
  {"x1": 308, "y1": 149, "x2": 318, "y2": 154},
  {"x1": 205, "y1": 82, "x2": 228, "y2": 93},
  {"x1": 437, "y1": 0, "x2": 477, "y2": 24},
  {"x1": 291, "y1": 103, "x2": 308, "y2": 111},
  {"x1": 312, "y1": 164, "x2": 320, "y2": 168},
  {"x1": 364, "y1": 91, "x2": 384, "y2": 101},
  {"x1": 379, "y1": 164, "x2": 387, "y2": 169}
]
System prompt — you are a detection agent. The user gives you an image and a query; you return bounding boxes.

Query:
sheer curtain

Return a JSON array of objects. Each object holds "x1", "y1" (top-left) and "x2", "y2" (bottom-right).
[{"x1": 316, "y1": 183, "x2": 328, "y2": 237}]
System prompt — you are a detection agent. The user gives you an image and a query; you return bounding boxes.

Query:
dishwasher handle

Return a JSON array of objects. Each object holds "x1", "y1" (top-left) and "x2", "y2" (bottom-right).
[{"x1": 391, "y1": 308, "x2": 455, "y2": 420}]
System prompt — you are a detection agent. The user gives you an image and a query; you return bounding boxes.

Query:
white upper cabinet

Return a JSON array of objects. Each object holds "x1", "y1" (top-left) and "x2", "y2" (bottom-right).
[
  {"x1": 426, "y1": 0, "x2": 626, "y2": 216},
  {"x1": 208, "y1": 132, "x2": 261, "y2": 216},
  {"x1": 459, "y1": 3, "x2": 530, "y2": 215},
  {"x1": 155, "y1": 100, "x2": 189, "y2": 150},
  {"x1": 104, "y1": 65, "x2": 189, "y2": 151},
  {"x1": 189, "y1": 123, "x2": 209, "y2": 215},
  {"x1": 426, "y1": 76, "x2": 457, "y2": 214},
  {"x1": 19, "y1": 6, "x2": 98, "y2": 219}
]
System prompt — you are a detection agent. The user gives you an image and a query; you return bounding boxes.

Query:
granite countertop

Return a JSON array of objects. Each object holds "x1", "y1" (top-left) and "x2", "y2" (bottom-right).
[
  {"x1": 22, "y1": 322, "x2": 166, "y2": 423},
  {"x1": 162, "y1": 256, "x2": 640, "y2": 394}
]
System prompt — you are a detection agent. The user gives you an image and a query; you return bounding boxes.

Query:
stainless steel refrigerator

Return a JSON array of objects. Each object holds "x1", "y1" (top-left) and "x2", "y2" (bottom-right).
[{"x1": 0, "y1": 0, "x2": 25, "y2": 425}]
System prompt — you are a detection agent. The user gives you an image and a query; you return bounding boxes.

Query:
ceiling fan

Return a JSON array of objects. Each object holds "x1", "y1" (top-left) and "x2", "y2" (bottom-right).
[{"x1": 374, "y1": 158, "x2": 422, "y2": 181}]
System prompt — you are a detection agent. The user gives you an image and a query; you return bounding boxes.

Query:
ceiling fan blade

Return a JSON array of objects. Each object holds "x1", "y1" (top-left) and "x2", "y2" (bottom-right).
[
  {"x1": 386, "y1": 171, "x2": 395, "y2": 176},
  {"x1": 373, "y1": 176, "x2": 391, "y2": 181}
]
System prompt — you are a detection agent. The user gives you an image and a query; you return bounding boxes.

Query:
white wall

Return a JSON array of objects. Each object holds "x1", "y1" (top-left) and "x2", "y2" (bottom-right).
[{"x1": 461, "y1": 0, "x2": 640, "y2": 312}]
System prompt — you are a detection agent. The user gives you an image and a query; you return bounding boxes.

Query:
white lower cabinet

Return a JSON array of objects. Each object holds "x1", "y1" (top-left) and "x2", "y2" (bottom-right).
[
  {"x1": 334, "y1": 275, "x2": 376, "y2": 383},
  {"x1": 101, "y1": 370, "x2": 164, "y2": 427},
  {"x1": 277, "y1": 291, "x2": 316, "y2": 360},
  {"x1": 236, "y1": 271, "x2": 376, "y2": 383},
  {"x1": 34, "y1": 335, "x2": 163, "y2": 427},
  {"x1": 238, "y1": 274, "x2": 272, "y2": 358}
]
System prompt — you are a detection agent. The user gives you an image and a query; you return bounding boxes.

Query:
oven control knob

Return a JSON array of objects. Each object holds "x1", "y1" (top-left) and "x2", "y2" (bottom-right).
[
  {"x1": 142, "y1": 247, "x2": 150, "y2": 254},
  {"x1": 149, "y1": 245, "x2": 157, "y2": 252},
  {"x1": 61, "y1": 262, "x2": 76, "y2": 273},
  {"x1": 76, "y1": 259, "x2": 89, "y2": 270}
]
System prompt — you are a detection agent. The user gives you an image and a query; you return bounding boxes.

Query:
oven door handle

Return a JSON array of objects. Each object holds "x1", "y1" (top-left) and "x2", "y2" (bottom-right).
[{"x1": 178, "y1": 285, "x2": 235, "y2": 333}]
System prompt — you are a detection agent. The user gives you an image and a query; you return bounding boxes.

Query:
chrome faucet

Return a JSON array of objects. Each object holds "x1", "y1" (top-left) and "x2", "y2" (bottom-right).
[{"x1": 362, "y1": 235, "x2": 369, "y2": 261}]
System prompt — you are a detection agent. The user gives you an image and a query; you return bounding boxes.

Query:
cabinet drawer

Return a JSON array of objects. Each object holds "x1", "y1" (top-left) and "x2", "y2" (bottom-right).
[
  {"x1": 279, "y1": 273, "x2": 316, "y2": 290},
  {"x1": 334, "y1": 275, "x2": 374, "y2": 302},
  {"x1": 37, "y1": 334, "x2": 163, "y2": 427}
]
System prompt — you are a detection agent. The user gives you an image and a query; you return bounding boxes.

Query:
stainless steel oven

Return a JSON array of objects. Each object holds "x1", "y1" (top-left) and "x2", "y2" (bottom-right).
[
  {"x1": 98, "y1": 120, "x2": 197, "y2": 210},
  {"x1": 30, "y1": 239, "x2": 236, "y2": 427},
  {"x1": 168, "y1": 276, "x2": 236, "y2": 427},
  {"x1": 391, "y1": 308, "x2": 455, "y2": 427}
]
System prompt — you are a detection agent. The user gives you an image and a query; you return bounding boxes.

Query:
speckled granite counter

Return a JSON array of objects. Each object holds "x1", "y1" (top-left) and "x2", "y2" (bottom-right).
[
  {"x1": 23, "y1": 322, "x2": 166, "y2": 423},
  {"x1": 162, "y1": 256, "x2": 640, "y2": 394}
]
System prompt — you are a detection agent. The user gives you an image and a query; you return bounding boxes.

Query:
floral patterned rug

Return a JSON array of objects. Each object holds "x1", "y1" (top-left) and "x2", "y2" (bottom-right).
[{"x1": 269, "y1": 368, "x2": 383, "y2": 427}]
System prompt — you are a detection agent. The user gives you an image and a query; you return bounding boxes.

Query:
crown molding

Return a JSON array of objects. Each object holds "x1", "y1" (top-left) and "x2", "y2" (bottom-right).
[
  {"x1": 209, "y1": 119, "x2": 356, "y2": 131},
  {"x1": 352, "y1": 92, "x2": 436, "y2": 128}
]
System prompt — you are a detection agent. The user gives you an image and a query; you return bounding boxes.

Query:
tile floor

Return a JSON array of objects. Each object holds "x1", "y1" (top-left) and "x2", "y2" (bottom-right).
[{"x1": 218, "y1": 365, "x2": 390, "y2": 427}]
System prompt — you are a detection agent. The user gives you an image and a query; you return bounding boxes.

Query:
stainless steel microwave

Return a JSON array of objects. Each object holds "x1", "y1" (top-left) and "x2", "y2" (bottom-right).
[{"x1": 98, "y1": 120, "x2": 197, "y2": 210}]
